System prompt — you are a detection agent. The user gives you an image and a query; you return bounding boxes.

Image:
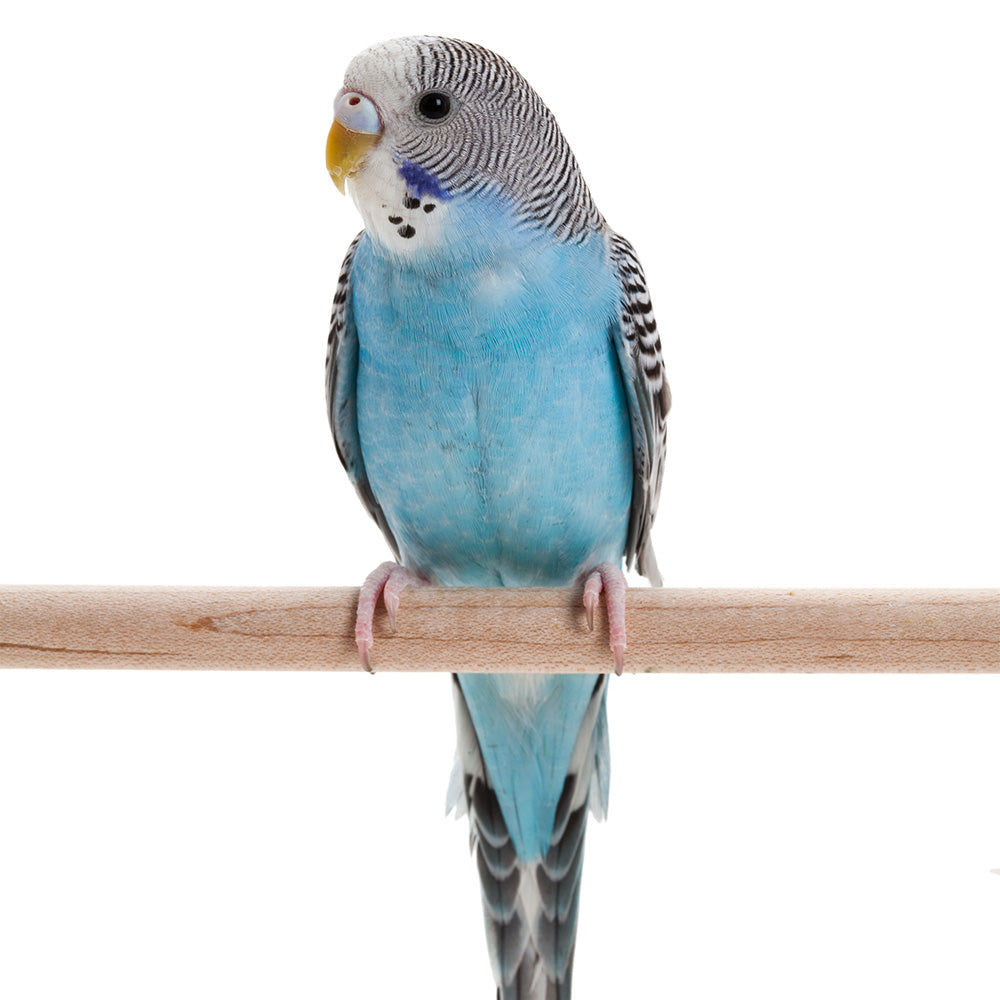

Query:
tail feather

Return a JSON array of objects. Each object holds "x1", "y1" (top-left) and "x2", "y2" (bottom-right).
[
  {"x1": 535, "y1": 786, "x2": 587, "y2": 982},
  {"x1": 477, "y1": 842, "x2": 521, "y2": 921}
]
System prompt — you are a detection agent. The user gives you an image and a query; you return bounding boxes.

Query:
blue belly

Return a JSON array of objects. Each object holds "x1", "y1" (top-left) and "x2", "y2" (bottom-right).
[{"x1": 351, "y1": 226, "x2": 632, "y2": 587}]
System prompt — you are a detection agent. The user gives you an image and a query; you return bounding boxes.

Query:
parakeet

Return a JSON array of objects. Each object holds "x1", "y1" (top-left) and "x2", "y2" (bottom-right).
[{"x1": 324, "y1": 36, "x2": 668, "y2": 999}]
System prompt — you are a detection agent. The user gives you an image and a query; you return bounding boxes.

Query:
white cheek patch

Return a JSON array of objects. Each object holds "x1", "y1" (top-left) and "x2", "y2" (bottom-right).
[{"x1": 348, "y1": 148, "x2": 449, "y2": 255}]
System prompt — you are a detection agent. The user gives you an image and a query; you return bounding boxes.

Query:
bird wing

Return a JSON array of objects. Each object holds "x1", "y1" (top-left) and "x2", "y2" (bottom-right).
[
  {"x1": 325, "y1": 231, "x2": 400, "y2": 559},
  {"x1": 609, "y1": 232, "x2": 670, "y2": 585}
]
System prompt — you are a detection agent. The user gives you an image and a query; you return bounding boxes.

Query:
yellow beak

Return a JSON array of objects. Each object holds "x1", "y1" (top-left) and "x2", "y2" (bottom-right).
[{"x1": 326, "y1": 119, "x2": 381, "y2": 194}]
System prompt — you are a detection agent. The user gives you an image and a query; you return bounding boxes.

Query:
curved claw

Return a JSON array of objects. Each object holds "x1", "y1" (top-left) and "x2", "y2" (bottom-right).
[
  {"x1": 356, "y1": 633, "x2": 374, "y2": 673},
  {"x1": 612, "y1": 642, "x2": 626, "y2": 677},
  {"x1": 582, "y1": 574, "x2": 602, "y2": 632}
]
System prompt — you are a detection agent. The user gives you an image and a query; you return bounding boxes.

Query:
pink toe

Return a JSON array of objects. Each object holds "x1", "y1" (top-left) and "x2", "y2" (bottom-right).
[
  {"x1": 383, "y1": 565, "x2": 417, "y2": 632},
  {"x1": 582, "y1": 571, "x2": 603, "y2": 631},
  {"x1": 354, "y1": 562, "x2": 397, "y2": 671},
  {"x1": 583, "y1": 562, "x2": 628, "y2": 673},
  {"x1": 356, "y1": 562, "x2": 397, "y2": 626},
  {"x1": 353, "y1": 562, "x2": 425, "y2": 670}
]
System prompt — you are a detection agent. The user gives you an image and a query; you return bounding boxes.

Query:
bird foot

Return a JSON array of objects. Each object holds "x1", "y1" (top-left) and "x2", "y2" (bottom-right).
[
  {"x1": 355, "y1": 562, "x2": 424, "y2": 672},
  {"x1": 582, "y1": 562, "x2": 628, "y2": 675}
]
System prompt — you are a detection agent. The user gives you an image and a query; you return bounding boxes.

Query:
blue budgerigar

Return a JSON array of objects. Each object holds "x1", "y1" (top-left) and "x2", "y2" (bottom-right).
[{"x1": 324, "y1": 37, "x2": 669, "y2": 999}]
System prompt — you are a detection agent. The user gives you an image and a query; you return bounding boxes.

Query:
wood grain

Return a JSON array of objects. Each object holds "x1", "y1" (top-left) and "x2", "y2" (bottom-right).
[{"x1": 2, "y1": 587, "x2": 997, "y2": 673}]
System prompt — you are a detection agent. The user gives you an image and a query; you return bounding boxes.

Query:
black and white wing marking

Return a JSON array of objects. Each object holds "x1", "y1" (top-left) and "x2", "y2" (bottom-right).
[
  {"x1": 325, "y1": 231, "x2": 400, "y2": 560},
  {"x1": 609, "y1": 233, "x2": 670, "y2": 586}
]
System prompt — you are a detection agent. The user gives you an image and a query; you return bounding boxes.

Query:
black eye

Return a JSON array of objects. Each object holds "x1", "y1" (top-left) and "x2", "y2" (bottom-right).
[{"x1": 417, "y1": 91, "x2": 451, "y2": 121}]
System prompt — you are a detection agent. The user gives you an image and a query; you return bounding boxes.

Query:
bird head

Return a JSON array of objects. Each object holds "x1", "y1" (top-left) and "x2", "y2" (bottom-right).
[{"x1": 325, "y1": 36, "x2": 604, "y2": 249}]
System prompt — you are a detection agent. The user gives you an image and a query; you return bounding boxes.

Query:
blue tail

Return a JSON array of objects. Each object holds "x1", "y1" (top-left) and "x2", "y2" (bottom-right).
[{"x1": 448, "y1": 674, "x2": 610, "y2": 999}]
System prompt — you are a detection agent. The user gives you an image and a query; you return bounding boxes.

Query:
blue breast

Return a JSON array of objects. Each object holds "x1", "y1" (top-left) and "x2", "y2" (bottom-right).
[{"x1": 351, "y1": 199, "x2": 632, "y2": 587}]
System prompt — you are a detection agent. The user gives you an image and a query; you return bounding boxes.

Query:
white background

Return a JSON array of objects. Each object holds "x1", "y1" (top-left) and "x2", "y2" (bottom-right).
[{"x1": 1, "y1": 0, "x2": 998, "y2": 997}]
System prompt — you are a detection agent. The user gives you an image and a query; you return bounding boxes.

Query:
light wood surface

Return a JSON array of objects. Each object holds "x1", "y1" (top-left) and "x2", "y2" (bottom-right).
[{"x1": 1, "y1": 586, "x2": 997, "y2": 673}]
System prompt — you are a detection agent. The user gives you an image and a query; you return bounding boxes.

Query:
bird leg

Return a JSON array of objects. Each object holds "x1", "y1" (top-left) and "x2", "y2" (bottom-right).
[
  {"x1": 355, "y1": 561, "x2": 424, "y2": 672},
  {"x1": 582, "y1": 562, "x2": 628, "y2": 675}
]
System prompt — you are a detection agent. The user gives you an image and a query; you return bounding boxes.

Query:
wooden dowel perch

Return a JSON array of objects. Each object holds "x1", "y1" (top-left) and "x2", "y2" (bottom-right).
[{"x1": 1, "y1": 587, "x2": 998, "y2": 673}]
